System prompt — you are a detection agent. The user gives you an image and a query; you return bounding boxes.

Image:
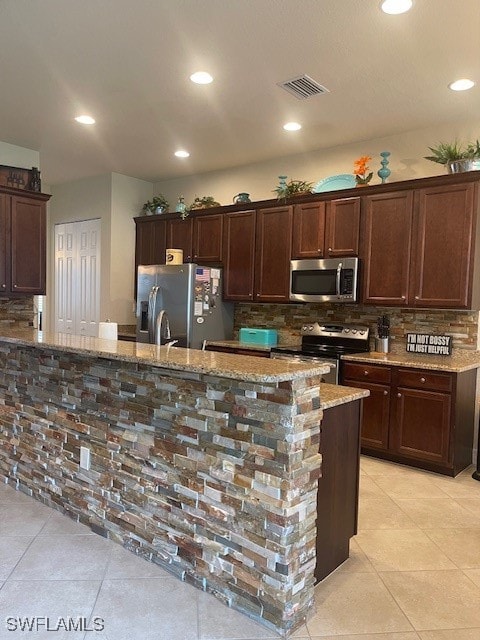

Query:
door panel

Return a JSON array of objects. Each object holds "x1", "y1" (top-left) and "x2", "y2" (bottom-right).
[
  {"x1": 392, "y1": 388, "x2": 451, "y2": 464},
  {"x1": 362, "y1": 191, "x2": 413, "y2": 305},
  {"x1": 10, "y1": 196, "x2": 46, "y2": 294},
  {"x1": 412, "y1": 183, "x2": 475, "y2": 308},
  {"x1": 292, "y1": 202, "x2": 326, "y2": 258},
  {"x1": 325, "y1": 197, "x2": 360, "y2": 257}
]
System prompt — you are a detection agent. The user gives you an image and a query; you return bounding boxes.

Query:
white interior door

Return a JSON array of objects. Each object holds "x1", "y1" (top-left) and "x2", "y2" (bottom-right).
[{"x1": 54, "y1": 219, "x2": 101, "y2": 336}]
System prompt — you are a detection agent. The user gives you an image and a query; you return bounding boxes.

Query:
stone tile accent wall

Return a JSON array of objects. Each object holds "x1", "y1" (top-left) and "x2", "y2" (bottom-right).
[
  {"x1": 235, "y1": 303, "x2": 480, "y2": 352},
  {"x1": 0, "y1": 297, "x2": 34, "y2": 329},
  {"x1": 0, "y1": 342, "x2": 323, "y2": 636}
]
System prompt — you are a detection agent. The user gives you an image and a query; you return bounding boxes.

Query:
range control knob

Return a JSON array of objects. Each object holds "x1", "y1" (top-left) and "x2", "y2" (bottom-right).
[
  {"x1": 352, "y1": 329, "x2": 357, "y2": 334},
  {"x1": 344, "y1": 328, "x2": 350, "y2": 333},
  {"x1": 308, "y1": 325, "x2": 314, "y2": 331}
]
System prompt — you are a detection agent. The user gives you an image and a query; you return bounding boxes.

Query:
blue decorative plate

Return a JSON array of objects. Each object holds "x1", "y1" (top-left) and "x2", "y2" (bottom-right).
[{"x1": 313, "y1": 174, "x2": 356, "y2": 193}]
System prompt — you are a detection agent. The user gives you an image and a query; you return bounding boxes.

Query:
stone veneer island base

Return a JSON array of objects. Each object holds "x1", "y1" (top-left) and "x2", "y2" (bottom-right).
[{"x1": 0, "y1": 331, "x2": 366, "y2": 636}]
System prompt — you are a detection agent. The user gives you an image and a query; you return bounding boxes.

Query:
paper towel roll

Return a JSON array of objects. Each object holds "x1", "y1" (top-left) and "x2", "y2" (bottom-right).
[{"x1": 98, "y1": 321, "x2": 118, "y2": 340}]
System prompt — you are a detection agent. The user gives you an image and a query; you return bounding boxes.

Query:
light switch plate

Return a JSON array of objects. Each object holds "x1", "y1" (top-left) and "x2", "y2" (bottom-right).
[{"x1": 80, "y1": 446, "x2": 91, "y2": 470}]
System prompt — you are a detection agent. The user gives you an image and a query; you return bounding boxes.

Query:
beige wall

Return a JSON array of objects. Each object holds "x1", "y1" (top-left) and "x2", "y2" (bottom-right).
[
  {"x1": 110, "y1": 172, "x2": 153, "y2": 323},
  {"x1": 154, "y1": 119, "x2": 480, "y2": 206},
  {"x1": 0, "y1": 140, "x2": 39, "y2": 170},
  {"x1": 46, "y1": 173, "x2": 153, "y2": 331},
  {"x1": 46, "y1": 174, "x2": 111, "y2": 331}
]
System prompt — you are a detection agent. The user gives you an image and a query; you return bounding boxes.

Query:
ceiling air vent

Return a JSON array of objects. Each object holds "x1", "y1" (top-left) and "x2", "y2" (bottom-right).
[{"x1": 278, "y1": 75, "x2": 329, "y2": 100}]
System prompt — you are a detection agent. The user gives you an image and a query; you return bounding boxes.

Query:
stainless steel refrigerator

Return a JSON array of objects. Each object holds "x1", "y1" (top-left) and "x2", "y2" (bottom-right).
[{"x1": 136, "y1": 264, "x2": 234, "y2": 348}]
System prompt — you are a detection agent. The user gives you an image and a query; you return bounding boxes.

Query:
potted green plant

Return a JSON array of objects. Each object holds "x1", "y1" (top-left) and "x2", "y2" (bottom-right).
[
  {"x1": 142, "y1": 194, "x2": 169, "y2": 215},
  {"x1": 424, "y1": 141, "x2": 476, "y2": 174},
  {"x1": 273, "y1": 179, "x2": 313, "y2": 200}
]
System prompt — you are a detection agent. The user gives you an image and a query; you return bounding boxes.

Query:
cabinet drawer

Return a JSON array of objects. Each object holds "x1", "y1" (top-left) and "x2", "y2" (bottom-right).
[
  {"x1": 396, "y1": 368, "x2": 452, "y2": 392},
  {"x1": 342, "y1": 362, "x2": 391, "y2": 384}
]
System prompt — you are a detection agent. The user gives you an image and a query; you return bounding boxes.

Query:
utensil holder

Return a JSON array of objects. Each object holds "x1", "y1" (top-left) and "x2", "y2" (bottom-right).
[{"x1": 375, "y1": 337, "x2": 390, "y2": 353}]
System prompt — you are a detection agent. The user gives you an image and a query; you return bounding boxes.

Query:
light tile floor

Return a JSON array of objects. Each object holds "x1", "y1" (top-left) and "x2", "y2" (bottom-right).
[{"x1": 0, "y1": 457, "x2": 479, "y2": 639}]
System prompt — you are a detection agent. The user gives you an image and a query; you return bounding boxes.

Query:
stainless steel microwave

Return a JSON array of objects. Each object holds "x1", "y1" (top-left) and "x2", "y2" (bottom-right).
[{"x1": 290, "y1": 257, "x2": 359, "y2": 303}]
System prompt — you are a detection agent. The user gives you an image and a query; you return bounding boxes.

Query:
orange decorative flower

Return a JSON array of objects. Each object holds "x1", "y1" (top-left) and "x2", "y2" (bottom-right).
[{"x1": 353, "y1": 156, "x2": 373, "y2": 185}]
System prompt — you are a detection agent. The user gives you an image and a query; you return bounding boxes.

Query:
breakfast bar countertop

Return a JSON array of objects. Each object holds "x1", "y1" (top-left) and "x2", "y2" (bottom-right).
[
  {"x1": 320, "y1": 383, "x2": 370, "y2": 410},
  {"x1": 0, "y1": 329, "x2": 329, "y2": 383},
  {"x1": 341, "y1": 349, "x2": 480, "y2": 373}
]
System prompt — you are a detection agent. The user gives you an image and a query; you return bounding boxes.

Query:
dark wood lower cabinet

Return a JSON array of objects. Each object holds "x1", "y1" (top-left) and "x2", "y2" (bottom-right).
[
  {"x1": 315, "y1": 399, "x2": 361, "y2": 582},
  {"x1": 391, "y1": 387, "x2": 451, "y2": 465},
  {"x1": 342, "y1": 361, "x2": 476, "y2": 476}
]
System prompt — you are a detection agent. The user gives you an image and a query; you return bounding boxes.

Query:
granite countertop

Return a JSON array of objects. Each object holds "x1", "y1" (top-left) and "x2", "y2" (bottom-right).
[
  {"x1": 342, "y1": 349, "x2": 480, "y2": 373},
  {"x1": 320, "y1": 383, "x2": 370, "y2": 410},
  {"x1": 0, "y1": 329, "x2": 330, "y2": 383}
]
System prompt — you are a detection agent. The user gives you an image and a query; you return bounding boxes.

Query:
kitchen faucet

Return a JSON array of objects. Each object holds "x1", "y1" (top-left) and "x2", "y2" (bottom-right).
[{"x1": 155, "y1": 309, "x2": 171, "y2": 346}]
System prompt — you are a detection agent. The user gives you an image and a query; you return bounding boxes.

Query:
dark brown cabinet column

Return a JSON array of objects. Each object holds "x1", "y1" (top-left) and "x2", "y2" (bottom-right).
[
  {"x1": 411, "y1": 182, "x2": 476, "y2": 308},
  {"x1": 362, "y1": 191, "x2": 414, "y2": 305},
  {"x1": 255, "y1": 205, "x2": 293, "y2": 302},
  {"x1": 223, "y1": 210, "x2": 256, "y2": 301},
  {"x1": 0, "y1": 188, "x2": 49, "y2": 297}
]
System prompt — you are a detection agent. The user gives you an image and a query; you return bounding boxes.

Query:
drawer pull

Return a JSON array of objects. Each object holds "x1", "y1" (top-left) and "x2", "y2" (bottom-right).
[{"x1": 420, "y1": 377, "x2": 426, "y2": 383}]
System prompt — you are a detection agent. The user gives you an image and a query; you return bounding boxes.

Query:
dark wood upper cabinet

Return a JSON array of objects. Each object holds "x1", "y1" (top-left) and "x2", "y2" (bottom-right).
[
  {"x1": 166, "y1": 217, "x2": 194, "y2": 262},
  {"x1": 223, "y1": 210, "x2": 256, "y2": 301},
  {"x1": 292, "y1": 197, "x2": 360, "y2": 259},
  {"x1": 325, "y1": 197, "x2": 360, "y2": 257},
  {"x1": 292, "y1": 201, "x2": 326, "y2": 258},
  {"x1": 411, "y1": 182, "x2": 476, "y2": 308},
  {"x1": 135, "y1": 217, "x2": 167, "y2": 267},
  {"x1": 362, "y1": 190, "x2": 414, "y2": 305},
  {"x1": 193, "y1": 214, "x2": 223, "y2": 263},
  {"x1": 255, "y1": 205, "x2": 293, "y2": 302},
  {"x1": 0, "y1": 194, "x2": 7, "y2": 294},
  {"x1": 0, "y1": 188, "x2": 49, "y2": 297}
]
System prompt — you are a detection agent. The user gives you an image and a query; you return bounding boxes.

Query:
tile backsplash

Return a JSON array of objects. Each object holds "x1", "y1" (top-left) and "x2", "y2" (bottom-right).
[
  {"x1": 234, "y1": 303, "x2": 480, "y2": 352},
  {"x1": 0, "y1": 297, "x2": 34, "y2": 329}
]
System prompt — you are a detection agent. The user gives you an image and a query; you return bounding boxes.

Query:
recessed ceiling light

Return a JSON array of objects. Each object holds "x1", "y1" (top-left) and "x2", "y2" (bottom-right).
[
  {"x1": 380, "y1": 0, "x2": 413, "y2": 15},
  {"x1": 190, "y1": 71, "x2": 213, "y2": 85},
  {"x1": 74, "y1": 115, "x2": 95, "y2": 125},
  {"x1": 174, "y1": 150, "x2": 190, "y2": 158},
  {"x1": 448, "y1": 78, "x2": 475, "y2": 92},
  {"x1": 283, "y1": 122, "x2": 302, "y2": 131}
]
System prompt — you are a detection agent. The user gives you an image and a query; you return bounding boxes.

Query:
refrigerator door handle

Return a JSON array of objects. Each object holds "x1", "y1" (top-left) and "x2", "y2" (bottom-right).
[{"x1": 148, "y1": 286, "x2": 159, "y2": 343}]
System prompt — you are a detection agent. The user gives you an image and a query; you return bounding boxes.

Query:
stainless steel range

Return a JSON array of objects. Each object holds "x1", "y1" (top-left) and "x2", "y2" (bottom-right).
[{"x1": 270, "y1": 323, "x2": 370, "y2": 384}]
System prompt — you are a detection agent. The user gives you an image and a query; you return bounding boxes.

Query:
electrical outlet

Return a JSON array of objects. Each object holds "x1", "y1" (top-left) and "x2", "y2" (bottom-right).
[{"x1": 80, "y1": 446, "x2": 91, "y2": 470}]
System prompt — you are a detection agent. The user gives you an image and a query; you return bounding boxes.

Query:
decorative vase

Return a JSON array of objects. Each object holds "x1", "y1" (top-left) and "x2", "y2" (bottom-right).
[
  {"x1": 175, "y1": 196, "x2": 186, "y2": 213},
  {"x1": 377, "y1": 151, "x2": 391, "y2": 184},
  {"x1": 154, "y1": 206, "x2": 166, "y2": 215},
  {"x1": 233, "y1": 192, "x2": 251, "y2": 204},
  {"x1": 277, "y1": 175, "x2": 288, "y2": 190}
]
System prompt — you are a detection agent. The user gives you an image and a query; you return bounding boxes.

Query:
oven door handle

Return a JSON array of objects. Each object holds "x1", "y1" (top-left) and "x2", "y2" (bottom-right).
[{"x1": 336, "y1": 262, "x2": 342, "y2": 297}]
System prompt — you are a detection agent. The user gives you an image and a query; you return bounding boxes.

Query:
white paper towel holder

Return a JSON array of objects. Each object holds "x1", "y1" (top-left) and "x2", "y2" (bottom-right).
[{"x1": 98, "y1": 319, "x2": 118, "y2": 340}]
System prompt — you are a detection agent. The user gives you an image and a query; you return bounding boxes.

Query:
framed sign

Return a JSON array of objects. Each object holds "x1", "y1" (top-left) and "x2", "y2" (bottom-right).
[{"x1": 406, "y1": 333, "x2": 452, "y2": 356}]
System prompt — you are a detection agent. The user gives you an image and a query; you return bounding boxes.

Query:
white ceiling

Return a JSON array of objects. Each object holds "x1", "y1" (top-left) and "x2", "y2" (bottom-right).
[{"x1": 0, "y1": 0, "x2": 479, "y2": 186}]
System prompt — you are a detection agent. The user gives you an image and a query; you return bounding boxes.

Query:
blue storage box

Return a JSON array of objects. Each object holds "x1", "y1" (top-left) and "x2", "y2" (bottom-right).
[{"x1": 239, "y1": 328, "x2": 278, "y2": 346}]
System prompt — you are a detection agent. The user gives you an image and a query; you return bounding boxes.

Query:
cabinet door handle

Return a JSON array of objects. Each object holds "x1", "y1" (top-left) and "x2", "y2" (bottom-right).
[
  {"x1": 397, "y1": 392, "x2": 401, "y2": 398},
  {"x1": 1, "y1": 284, "x2": 5, "y2": 289},
  {"x1": 364, "y1": 370, "x2": 369, "y2": 376},
  {"x1": 420, "y1": 377, "x2": 426, "y2": 383},
  {"x1": 328, "y1": 247, "x2": 332, "y2": 252},
  {"x1": 383, "y1": 390, "x2": 388, "y2": 395},
  {"x1": 13, "y1": 284, "x2": 17, "y2": 288},
  {"x1": 415, "y1": 295, "x2": 419, "y2": 300},
  {"x1": 401, "y1": 296, "x2": 406, "y2": 300}
]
